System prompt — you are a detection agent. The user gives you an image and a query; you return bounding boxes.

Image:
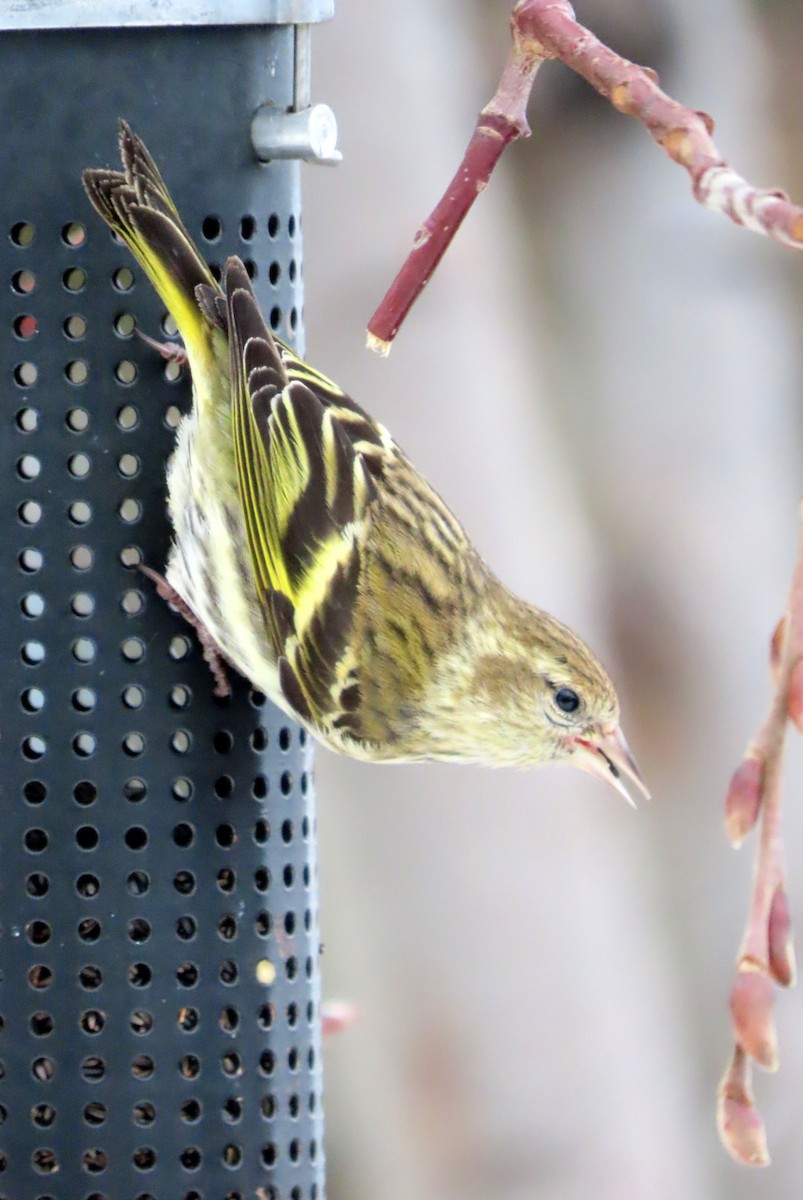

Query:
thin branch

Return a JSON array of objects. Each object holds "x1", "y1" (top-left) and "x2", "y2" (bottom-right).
[
  {"x1": 717, "y1": 503, "x2": 803, "y2": 1165},
  {"x1": 366, "y1": 29, "x2": 545, "y2": 355},
  {"x1": 530, "y1": 0, "x2": 803, "y2": 246},
  {"x1": 367, "y1": 0, "x2": 803, "y2": 352}
]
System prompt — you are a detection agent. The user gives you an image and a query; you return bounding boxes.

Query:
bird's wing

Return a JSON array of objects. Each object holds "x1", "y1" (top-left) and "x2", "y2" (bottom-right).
[{"x1": 222, "y1": 258, "x2": 392, "y2": 732}]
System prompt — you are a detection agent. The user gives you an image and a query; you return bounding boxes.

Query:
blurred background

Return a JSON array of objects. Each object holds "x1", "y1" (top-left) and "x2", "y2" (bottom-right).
[{"x1": 302, "y1": 1, "x2": 803, "y2": 1196}]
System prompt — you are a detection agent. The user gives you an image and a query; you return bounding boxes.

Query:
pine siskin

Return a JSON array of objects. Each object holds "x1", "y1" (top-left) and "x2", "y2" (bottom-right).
[{"x1": 83, "y1": 122, "x2": 648, "y2": 802}]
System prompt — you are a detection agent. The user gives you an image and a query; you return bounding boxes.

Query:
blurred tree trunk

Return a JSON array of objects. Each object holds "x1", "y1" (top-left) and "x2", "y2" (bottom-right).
[{"x1": 303, "y1": 1, "x2": 803, "y2": 1196}]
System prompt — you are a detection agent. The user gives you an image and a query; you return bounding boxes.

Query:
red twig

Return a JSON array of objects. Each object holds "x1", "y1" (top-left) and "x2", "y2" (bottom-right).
[
  {"x1": 717, "y1": 503, "x2": 803, "y2": 1166},
  {"x1": 366, "y1": 26, "x2": 544, "y2": 355},
  {"x1": 367, "y1": 0, "x2": 803, "y2": 352}
]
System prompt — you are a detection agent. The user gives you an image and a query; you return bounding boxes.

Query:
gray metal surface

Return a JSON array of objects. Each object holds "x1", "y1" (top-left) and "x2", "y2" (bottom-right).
[
  {"x1": 1, "y1": 0, "x2": 333, "y2": 28},
  {"x1": 0, "y1": 24, "x2": 324, "y2": 1200}
]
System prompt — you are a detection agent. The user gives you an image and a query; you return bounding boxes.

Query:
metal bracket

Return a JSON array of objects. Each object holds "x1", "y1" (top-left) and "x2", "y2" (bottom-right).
[
  {"x1": 251, "y1": 102, "x2": 341, "y2": 164},
  {"x1": 251, "y1": 23, "x2": 342, "y2": 164}
]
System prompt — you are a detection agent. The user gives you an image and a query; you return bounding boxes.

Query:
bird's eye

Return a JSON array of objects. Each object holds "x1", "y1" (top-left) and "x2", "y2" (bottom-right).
[{"x1": 554, "y1": 687, "x2": 580, "y2": 715}]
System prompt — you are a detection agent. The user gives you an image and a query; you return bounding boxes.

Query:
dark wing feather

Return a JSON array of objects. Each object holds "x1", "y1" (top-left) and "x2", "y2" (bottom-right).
[{"x1": 224, "y1": 257, "x2": 392, "y2": 735}]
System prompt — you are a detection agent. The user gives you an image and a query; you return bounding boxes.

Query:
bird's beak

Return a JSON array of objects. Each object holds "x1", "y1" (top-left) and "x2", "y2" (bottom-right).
[{"x1": 568, "y1": 725, "x2": 650, "y2": 807}]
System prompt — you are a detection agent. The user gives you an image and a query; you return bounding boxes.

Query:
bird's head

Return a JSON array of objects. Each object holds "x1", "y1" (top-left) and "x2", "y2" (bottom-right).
[
  {"x1": 462, "y1": 598, "x2": 649, "y2": 804},
  {"x1": 526, "y1": 657, "x2": 648, "y2": 806}
]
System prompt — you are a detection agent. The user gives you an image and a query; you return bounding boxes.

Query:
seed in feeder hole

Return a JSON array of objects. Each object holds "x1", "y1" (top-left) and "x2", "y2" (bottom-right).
[{"x1": 256, "y1": 959, "x2": 276, "y2": 986}]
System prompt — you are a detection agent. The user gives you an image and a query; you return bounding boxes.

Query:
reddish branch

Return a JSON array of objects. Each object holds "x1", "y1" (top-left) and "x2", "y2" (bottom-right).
[
  {"x1": 717, "y1": 505, "x2": 803, "y2": 1166},
  {"x1": 367, "y1": 0, "x2": 803, "y2": 352},
  {"x1": 366, "y1": 27, "x2": 544, "y2": 354}
]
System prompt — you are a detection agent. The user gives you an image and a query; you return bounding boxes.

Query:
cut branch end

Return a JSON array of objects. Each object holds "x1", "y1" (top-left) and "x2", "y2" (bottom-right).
[{"x1": 366, "y1": 331, "x2": 392, "y2": 358}]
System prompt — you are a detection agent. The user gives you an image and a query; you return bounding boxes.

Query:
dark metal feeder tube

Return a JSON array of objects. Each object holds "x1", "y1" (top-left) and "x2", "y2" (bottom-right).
[{"x1": 0, "y1": 9, "x2": 329, "y2": 1197}]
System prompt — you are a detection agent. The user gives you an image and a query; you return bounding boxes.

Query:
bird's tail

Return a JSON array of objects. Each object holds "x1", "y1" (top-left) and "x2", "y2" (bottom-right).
[{"x1": 82, "y1": 120, "x2": 220, "y2": 372}]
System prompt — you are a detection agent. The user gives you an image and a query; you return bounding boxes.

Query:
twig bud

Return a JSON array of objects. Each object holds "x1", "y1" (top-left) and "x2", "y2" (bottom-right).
[
  {"x1": 724, "y1": 756, "x2": 764, "y2": 848},
  {"x1": 695, "y1": 109, "x2": 716, "y2": 137},
  {"x1": 770, "y1": 616, "x2": 786, "y2": 686},
  {"x1": 787, "y1": 657, "x2": 803, "y2": 734},
  {"x1": 730, "y1": 961, "x2": 778, "y2": 1071},
  {"x1": 717, "y1": 1048, "x2": 770, "y2": 1167},
  {"x1": 768, "y1": 886, "x2": 796, "y2": 988},
  {"x1": 321, "y1": 1000, "x2": 359, "y2": 1039}
]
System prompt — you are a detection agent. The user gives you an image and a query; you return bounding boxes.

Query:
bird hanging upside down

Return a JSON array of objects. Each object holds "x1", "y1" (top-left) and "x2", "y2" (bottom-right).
[{"x1": 83, "y1": 121, "x2": 648, "y2": 803}]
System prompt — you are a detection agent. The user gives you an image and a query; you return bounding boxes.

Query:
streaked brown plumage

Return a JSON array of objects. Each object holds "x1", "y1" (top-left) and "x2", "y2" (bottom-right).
[{"x1": 83, "y1": 122, "x2": 647, "y2": 801}]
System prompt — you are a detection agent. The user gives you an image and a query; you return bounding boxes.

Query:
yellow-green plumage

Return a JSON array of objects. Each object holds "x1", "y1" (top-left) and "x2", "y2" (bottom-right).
[{"x1": 82, "y1": 121, "x2": 647, "y2": 799}]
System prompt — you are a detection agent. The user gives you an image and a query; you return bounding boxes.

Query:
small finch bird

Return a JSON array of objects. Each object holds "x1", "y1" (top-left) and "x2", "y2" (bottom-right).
[{"x1": 83, "y1": 122, "x2": 647, "y2": 802}]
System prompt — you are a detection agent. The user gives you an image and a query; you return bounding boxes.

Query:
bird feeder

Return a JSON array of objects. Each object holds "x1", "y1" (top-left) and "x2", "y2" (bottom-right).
[{"x1": 0, "y1": 4, "x2": 334, "y2": 1196}]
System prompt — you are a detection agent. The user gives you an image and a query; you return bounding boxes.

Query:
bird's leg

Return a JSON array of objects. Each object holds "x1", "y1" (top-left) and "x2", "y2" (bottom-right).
[
  {"x1": 139, "y1": 565, "x2": 233, "y2": 698},
  {"x1": 135, "y1": 326, "x2": 188, "y2": 366}
]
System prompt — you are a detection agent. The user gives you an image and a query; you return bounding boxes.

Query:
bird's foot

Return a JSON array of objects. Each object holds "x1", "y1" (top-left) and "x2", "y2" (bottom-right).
[
  {"x1": 139, "y1": 564, "x2": 233, "y2": 697},
  {"x1": 135, "y1": 326, "x2": 188, "y2": 366}
]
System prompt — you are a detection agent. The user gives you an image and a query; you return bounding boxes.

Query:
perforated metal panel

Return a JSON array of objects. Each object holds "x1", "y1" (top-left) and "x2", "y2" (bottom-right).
[{"x1": 0, "y1": 24, "x2": 323, "y2": 1200}]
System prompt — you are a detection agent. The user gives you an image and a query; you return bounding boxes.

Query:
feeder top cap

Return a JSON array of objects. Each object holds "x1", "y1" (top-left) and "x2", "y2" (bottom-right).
[{"x1": 1, "y1": 0, "x2": 332, "y2": 29}]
